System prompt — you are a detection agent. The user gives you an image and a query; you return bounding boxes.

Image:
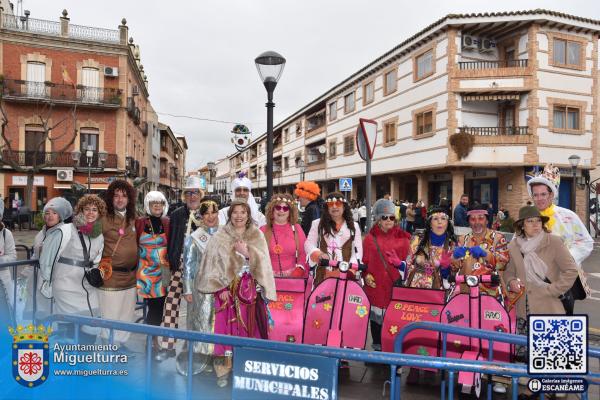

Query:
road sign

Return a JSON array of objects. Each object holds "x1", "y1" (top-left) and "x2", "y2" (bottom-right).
[
  {"x1": 339, "y1": 178, "x2": 352, "y2": 192},
  {"x1": 356, "y1": 118, "x2": 378, "y2": 161}
]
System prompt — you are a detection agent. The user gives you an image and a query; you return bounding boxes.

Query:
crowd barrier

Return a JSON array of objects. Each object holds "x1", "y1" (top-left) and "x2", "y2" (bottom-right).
[
  {"x1": 43, "y1": 314, "x2": 596, "y2": 400},
  {"x1": 394, "y1": 321, "x2": 600, "y2": 400},
  {"x1": 0, "y1": 258, "x2": 39, "y2": 325}
]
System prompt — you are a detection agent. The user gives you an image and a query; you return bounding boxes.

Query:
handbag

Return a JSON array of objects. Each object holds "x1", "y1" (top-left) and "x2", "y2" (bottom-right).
[{"x1": 79, "y1": 232, "x2": 104, "y2": 288}]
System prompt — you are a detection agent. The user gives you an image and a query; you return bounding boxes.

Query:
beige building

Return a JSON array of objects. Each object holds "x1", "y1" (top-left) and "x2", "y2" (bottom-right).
[{"x1": 221, "y1": 10, "x2": 599, "y2": 222}]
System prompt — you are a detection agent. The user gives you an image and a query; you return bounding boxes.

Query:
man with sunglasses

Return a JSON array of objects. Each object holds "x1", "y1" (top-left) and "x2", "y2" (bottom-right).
[{"x1": 218, "y1": 173, "x2": 266, "y2": 227}]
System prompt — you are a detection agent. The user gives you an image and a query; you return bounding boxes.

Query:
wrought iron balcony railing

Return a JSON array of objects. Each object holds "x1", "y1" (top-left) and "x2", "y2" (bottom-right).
[
  {"x1": 0, "y1": 150, "x2": 117, "y2": 168},
  {"x1": 1, "y1": 79, "x2": 122, "y2": 106},
  {"x1": 459, "y1": 126, "x2": 530, "y2": 136},
  {"x1": 306, "y1": 109, "x2": 327, "y2": 133},
  {"x1": 1, "y1": 14, "x2": 120, "y2": 44},
  {"x1": 458, "y1": 59, "x2": 528, "y2": 70}
]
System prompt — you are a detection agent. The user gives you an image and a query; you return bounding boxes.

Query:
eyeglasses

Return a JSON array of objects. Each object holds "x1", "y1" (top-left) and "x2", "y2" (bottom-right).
[
  {"x1": 274, "y1": 205, "x2": 290, "y2": 212},
  {"x1": 380, "y1": 215, "x2": 396, "y2": 221},
  {"x1": 326, "y1": 200, "x2": 344, "y2": 208},
  {"x1": 184, "y1": 191, "x2": 200, "y2": 197}
]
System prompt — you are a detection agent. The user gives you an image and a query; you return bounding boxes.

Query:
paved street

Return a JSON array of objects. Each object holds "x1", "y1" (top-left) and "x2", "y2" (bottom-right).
[{"x1": 8, "y1": 228, "x2": 600, "y2": 399}]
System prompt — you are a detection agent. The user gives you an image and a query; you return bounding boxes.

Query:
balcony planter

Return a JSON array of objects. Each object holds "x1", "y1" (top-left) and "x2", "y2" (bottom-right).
[
  {"x1": 109, "y1": 95, "x2": 121, "y2": 105},
  {"x1": 44, "y1": 81, "x2": 55, "y2": 87},
  {"x1": 449, "y1": 130, "x2": 474, "y2": 160}
]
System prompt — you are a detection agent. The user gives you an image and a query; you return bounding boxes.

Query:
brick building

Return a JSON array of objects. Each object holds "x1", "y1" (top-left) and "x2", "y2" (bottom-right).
[
  {"x1": 0, "y1": 7, "x2": 185, "y2": 211},
  {"x1": 220, "y1": 10, "x2": 598, "y2": 222}
]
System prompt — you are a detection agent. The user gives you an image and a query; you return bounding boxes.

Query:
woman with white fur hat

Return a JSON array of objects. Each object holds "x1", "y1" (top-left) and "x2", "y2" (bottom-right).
[{"x1": 135, "y1": 191, "x2": 170, "y2": 332}]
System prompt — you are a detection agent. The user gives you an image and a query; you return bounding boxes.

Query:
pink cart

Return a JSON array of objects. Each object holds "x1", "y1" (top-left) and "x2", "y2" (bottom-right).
[
  {"x1": 267, "y1": 277, "x2": 308, "y2": 343},
  {"x1": 303, "y1": 260, "x2": 370, "y2": 349}
]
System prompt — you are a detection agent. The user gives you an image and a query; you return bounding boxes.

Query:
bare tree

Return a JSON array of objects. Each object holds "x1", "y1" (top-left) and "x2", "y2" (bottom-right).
[{"x1": 0, "y1": 97, "x2": 78, "y2": 208}]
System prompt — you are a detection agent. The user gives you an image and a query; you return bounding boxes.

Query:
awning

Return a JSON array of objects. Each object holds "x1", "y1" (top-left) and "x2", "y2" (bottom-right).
[
  {"x1": 53, "y1": 184, "x2": 72, "y2": 189},
  {"x1": 463, "y1": 93, "x2": 521, "y2": 102},
  {"x1": 53, "y1": 183, "x2": 109, "y2": 190}
]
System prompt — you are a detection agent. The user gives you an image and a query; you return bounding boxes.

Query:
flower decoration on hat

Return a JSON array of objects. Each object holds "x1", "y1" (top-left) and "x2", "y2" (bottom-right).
[{"x1": 325, "y1": 197, "x2": 347, "y2": 204}]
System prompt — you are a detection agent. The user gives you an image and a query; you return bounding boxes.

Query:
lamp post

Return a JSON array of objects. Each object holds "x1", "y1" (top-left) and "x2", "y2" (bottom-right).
[
  {"x1": 568, "y1": 154, "x2": 581, "y2": 213},
  {"x1": 296, "y1": 158, "x2": 306, "y2": 181},
  {"x1": 255, "y1": 51, "x2": 286, "y2": 201},
  {"x1": 207, "y1": 161, "x2": 216, "y2": 193},
  {"x1": 71, "y1": 147, "x2": 108, "y2": 193}
]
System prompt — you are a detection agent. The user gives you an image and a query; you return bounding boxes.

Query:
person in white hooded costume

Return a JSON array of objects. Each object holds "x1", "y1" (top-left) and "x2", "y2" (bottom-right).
[{"x1": 218, "y1": 173, "x2": 266, "y2": 227}]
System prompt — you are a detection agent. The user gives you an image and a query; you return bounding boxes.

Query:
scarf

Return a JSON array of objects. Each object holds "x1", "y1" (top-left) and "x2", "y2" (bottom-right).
[
  {"x1": 539, "y1": 204, "x2": 556, "y2": 232},
  {"x1": 186, "y1": 208, "x2": 202, "y2": 236},
  {"x1": 430, "y1": 232, "x2": 447, "y2": 247},
  {"x1": 515, "y1": 232, "x2": 550, "y2": 288}
]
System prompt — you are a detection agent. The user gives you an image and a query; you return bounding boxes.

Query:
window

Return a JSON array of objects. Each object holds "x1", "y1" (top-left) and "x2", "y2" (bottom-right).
[
  {"x1": 384, "y1": 121, "x2": 397, "y2": 145},
  {"x1": 284, "y1": 156, "x2": 289, "y2": 170},
  {"x1": 553, "y1": 105, "x2": 580, "y2": 130},
  {"x1": 553, "y1": 38, "x2": 581, "y2": 67},
  {"x1": 296, "y1": 122, "x2": 302, "y2": 137},
  {"x1": 415, "y1": 49, "x2": 434, "y2": 80},
  {"x1": 26, "y1": 62, "x2": 46, "y2": 97},
  {"x1": 363, "y1": 81, "x2": 374, "y2": 105},
  {"x1": 329, "y1": 101, "x2": 337, "y2": 121},
  {"x1": 284, "y1": 128, "x2": 289, "y2": 143},
  {"x1": 416, "y1": 111, "x2": 433, "y2": 135},
  {"x1": 81, "y1": 67, "x2": 100, "y2": 102},
  {"x1": 343, "y1": 135, "x2": 355, "y2": 155},
  {"x1": 25, "y1": 125, "x2": 45, "y2": 165},
  {"x1": 80, "y1": 129, "x2": 99, "y2": 152},
  {"x1": 344, "y1": 92, "x2": 355, "y2": 114},
  {"x1": 329, "y1": 140, "x2": 337, "y2": 158},
  {"x1": 412, "y1": 105, "x2": 436, "y2": 138},
  {"x1": 384, "y1": 69, "x2": 397, "y2": 96}
]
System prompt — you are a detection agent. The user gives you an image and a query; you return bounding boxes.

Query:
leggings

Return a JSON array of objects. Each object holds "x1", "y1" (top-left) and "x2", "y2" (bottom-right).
[{"x1": 145, "y1": 296, "x2": 166, "y2": 326}]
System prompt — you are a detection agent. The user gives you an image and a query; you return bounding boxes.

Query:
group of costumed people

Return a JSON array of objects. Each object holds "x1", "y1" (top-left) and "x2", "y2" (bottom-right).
[{"x1": 8, "y1": 162, "x2": 591, "y2": 393}]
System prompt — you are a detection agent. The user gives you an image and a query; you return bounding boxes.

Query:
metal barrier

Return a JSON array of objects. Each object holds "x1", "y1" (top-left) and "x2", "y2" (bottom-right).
[
  {"x1": 43, "y1": 314, "x2": 589, "y2": 400},
  {"x1": 0, "y1": 258, "x2": 39, "y2": 325},
  {"x1": 395, "y1": 321, "x2": 600, "y2": 400}
]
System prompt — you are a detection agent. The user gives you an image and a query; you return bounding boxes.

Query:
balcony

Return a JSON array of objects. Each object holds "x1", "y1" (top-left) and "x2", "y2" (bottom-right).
[
  {"x1": 1, "y1": 14, "x2": 120, "y2": 44},
  {"x1": 127, "y1": 97, "x2": 141, "y2": 125},
  {"x1": 459, "y1": 126, "x2": 533, "y2": 145},
  {"x1": 305, "y1": 109, "x2": 326, "y2": 138},
  {"x1": 1, "y1": 150, "x2": 117, "y2": 169},
  {"x1": 1, "y1": 79, "x2": 122, "y2": 108},
  {"x1": 458, "y1": 59, "x2": 528, "y2": 70}
]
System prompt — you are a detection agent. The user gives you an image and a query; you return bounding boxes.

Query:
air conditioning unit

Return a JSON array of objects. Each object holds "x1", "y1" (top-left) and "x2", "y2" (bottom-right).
[
  {"x1": 462, "y1": 35, "x2": 478, "y2": 51},
  {"x1": 57, "y1": 169, "x2": 73, "y2": 182},
  {"x1": 103, "y1": 66, "x2": 119, "y2": 77},
  {"x1": 479, "y1": 38, "x2": 496, "y2": 53}
]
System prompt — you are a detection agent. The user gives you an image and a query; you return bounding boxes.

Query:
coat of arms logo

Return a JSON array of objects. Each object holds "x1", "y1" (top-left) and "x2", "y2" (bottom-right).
[{"x1": 9, "y1": 324, "x2": 52, "y2": 388}]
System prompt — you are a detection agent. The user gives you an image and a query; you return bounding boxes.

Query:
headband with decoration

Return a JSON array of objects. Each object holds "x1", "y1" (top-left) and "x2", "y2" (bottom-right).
[
  {"x1": 467, "y1": 209, "x2": 488, "y2": 217},
  {"x1": 326, "y1": 197, "x2": 347, "y2": 203},
  {"x1": 273, "y1": 197, "x2": 293, "y2": 204}
]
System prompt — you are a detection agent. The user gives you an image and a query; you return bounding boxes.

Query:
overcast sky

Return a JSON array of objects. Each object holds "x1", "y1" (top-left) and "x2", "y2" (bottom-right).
[{"x1": 23, "y1": 0, "x2": 600, "y2": 171}]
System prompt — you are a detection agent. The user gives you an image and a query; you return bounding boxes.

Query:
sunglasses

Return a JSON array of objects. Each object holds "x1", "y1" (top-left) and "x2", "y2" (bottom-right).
[
  {"x1": 274, "y1": 205, "x2": 290, "y2": 212},
  {"x1": 184, "y1": 191, "x2": 200, "y2": 197},
  {"x1": 380, "y1": 215, "x2": 396, "y2": 221},
  {"x1": 326, "y1": 200, "x2": 344, "y2": 208}
]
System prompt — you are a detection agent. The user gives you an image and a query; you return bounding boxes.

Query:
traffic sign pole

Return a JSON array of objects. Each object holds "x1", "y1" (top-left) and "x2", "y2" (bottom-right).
[{"x1": 355, "y1": 118, "x2": 378, "y2": 233}]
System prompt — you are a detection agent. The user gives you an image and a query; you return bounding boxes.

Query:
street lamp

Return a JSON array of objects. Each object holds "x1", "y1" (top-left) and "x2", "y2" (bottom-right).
[
  {"x1": 71, "y1": 147, "x2": 108, "y2": 193},
  {"x1": 255, "y1": 50, "x2": 286, "y2": 201},
  {"x1": 568, "y1": 154, "x2": 581, "y2": 212},
  {"x1": 207, "y1": 161, "x2": 216, "y2": 193},
  {"x1": 296, "y1": 158, "x2": 306, "y2": 181}
]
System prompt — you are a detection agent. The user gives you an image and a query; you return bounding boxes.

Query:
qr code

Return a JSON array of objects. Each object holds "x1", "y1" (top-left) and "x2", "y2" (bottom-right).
[{"x1": 528, "y1": 315, "x2": 587, "y2": 374}]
